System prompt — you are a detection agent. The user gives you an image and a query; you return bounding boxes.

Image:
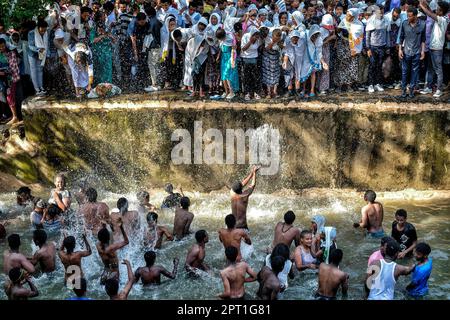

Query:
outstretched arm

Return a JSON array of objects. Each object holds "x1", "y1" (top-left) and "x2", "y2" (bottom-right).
[
  {"x1": 161, "y1": 258, "x2": 179, "y2": 280},
  {"x1": 80, "y1": 234, "x2": 92, "y2": 257},
  {"x1": 419, "y1": 0, "x2": 438, "y2": 21},
  {"x1": 108, "y1": 225, "x2": 129, "y2": 252},
  {"x1": 245, "y1": 264, "x2": 257, "y2": 282},
  {"x1": 120, "y1": 260, "x2": 134, "y2": 299},
  {"x1": 241, "y1": 169, "x2": 254, "y2": 187}
]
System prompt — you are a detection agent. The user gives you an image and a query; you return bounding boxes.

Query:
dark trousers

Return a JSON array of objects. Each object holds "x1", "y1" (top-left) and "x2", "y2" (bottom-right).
[
  {"x1": 401, "y1": 53, "x2": 420, "y2": 91},
  {"x1": 119, "y1": 42, "x2": 132, "y2": 90},
  {"x1": 193, "y1": 62, "x2": 206, "y2": 92},
  {"x1": 242, "y1": 58, "x2": 258, "y2": 94},
  {"x1": 368, "y1": 46, "x2": 385, "y2": 86}
]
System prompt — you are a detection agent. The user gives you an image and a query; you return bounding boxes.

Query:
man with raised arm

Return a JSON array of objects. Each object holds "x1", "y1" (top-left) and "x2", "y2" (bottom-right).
[
  {"x1": 58, "y1": 232, "x2": 92, "y2": 285},
  {"x1": 105, "y1": 259, "x2": 135, "y2": 300},
  {"x1": 134, "y1": 251, "x2": 179, "y2": 285}
]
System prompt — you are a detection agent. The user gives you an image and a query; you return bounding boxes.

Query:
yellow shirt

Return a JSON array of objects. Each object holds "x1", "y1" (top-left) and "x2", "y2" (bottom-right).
[{"x1": 204, "y1": 4, "x2": 214, "y2": 13}]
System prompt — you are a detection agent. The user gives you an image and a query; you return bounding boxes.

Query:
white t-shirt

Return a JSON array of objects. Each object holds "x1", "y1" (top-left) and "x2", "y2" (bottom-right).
[
  {"x1": 240, "y1": 33, "x2": 260, "y2": 59},
  {"x1": 430, "y1": 16, "x2": 449, "y2": 50}
]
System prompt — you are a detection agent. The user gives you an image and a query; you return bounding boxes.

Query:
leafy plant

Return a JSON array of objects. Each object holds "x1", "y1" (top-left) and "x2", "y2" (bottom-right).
[{"x1": 0, "y1": 0, "x2": 54, "y2": 28}]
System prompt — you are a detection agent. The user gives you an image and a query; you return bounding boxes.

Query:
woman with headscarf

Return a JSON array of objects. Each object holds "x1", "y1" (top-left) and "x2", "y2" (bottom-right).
[
  {"x1": 291, "y1": 11, "x2": 306, "y2": 31},
  {"x1": 244, "y1": 4, "x2": 260, "y2": 33},
  {"x1": 282, "y1": 29, "x2": 306, "y2": 97},
  {"x1": 205, "y1": 28, "x2": 221, "y2": 96},
  {"x1": 63, "y1": 42, "x2": 93, "y2": 98},
  {"x1": 262, "y1": 27, "x2": 283, "y2": 98},
  {"x1": 184, "y1": 35, "x2": 209, "y2": 97},
  {"x1": 333, "y1": 8, "x2": 364, "y2": 91},
  {"x1": 318, "y1": 13, "x2": 336, "y2": 95},
  {"x1": 258, "y1": 9, "x2": 274, "y2": 28},
  {"x1": 207, "y1": 12, "x2": 223, "y2": 33},
  {"x1": 311, "y1": 215, "x2": 326, "y2": 257},
  {"x1": 160, "y1": 15, "x2": 183, "y2": 89},
  {"x1": 216, "y1": 28, "x2": 239, "y2": 99}
]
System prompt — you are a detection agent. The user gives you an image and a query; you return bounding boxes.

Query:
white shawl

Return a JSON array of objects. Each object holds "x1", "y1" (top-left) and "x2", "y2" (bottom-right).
[{"x1": 34, "y1": 27, "x2": 49, "y2": 66}]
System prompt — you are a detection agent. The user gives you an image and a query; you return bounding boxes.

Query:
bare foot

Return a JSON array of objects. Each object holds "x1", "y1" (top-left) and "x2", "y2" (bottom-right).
[{"x1": 5, "y1": 117, "x2": 19, "y2": 126}]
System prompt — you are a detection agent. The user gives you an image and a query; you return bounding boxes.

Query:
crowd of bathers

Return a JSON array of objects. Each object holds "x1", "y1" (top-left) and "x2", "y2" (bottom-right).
[{"x1": 0, "y1": 169, "x2": 434, "y2": 300}]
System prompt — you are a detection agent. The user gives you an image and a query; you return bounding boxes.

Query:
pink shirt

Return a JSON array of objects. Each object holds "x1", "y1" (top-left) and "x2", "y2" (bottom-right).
[{"x1": 368, "y1": 250, "x2": 383, "y2": 267}]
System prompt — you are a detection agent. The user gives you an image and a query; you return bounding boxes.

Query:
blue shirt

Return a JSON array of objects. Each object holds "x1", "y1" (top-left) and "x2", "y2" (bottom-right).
[
  {"x1": 407, "y1": 258, "x2": 432, "y2": 297},
  {"x1": 66, "y1": 296, "x2": 92, "y2": 300}
]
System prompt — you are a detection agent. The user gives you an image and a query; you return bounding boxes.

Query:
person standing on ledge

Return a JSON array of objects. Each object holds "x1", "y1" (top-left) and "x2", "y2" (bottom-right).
[
  {"x1": 230, "y1": 166, "x2": 260, "y2": 230},
  {"x1": 353, "y1": 190, "x2": 385, "y2": 238}
]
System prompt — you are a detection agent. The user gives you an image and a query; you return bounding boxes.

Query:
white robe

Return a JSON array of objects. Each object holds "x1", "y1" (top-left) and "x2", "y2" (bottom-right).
[{"x1": 183, "y1": 35, "x2": 209, "y2": 87}]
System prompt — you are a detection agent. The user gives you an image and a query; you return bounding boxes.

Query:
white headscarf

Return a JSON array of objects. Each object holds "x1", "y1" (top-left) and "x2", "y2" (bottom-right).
[
  {"x1": 161, "y1": 15, "x2": 177, "y2": 62},
  {"x1": 338, "y1": 10, "x2": 364, "y2": 55},
  {"x1": 208, "y1": 13, "x2": 222, "y2": 32},
  {"x1": 34, "y1": 27, "x2": 49, "y2": 66},
  {"x1": 291, "y1": 11, "x2": 306, "y2": 31}
]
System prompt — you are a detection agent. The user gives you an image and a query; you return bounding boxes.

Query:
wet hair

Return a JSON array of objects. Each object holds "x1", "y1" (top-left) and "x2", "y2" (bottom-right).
[
  {"x1": 380, "y1": 236, "x2": 392, "y2": 246},
  {"x1": 137, "y1": 191, "x2": 149, "y2": 204},
  {"x1": 98, "y1": 227, "x2": 110, "y2": 244},
  {"x1": 329, "y1": 248, "x2": 343, "y2": 265},
  {"x1": 364, "y1": 190, "x2": 376, "y2": 203},
  {"x1": 136, "y1": 12, "x2": 147, "y2": 21},
  {"x1": 63, "y1": 236, "x2": 76, "y2": 254},
  {"x1": 47, "y1": 204, "x2": 62, "y2": 218},
  {"x1": 385, "y1": 239, "x2": 400, "y2": 258},
  {"x1": 37, "y1": 19, "x2": 48, "y2": 29},
  {"x1": 271, "y1": 244, "x2": 289, "y2": 261},
  {"x1": 225, "y1": 246, "x2": 238, "y2": 262},
  {"x1": 195, "y1": 230, "x2": 208, "y2": 243},
  {"x1": 9, "y1": 267, "x2": 23, "y2": 283},
  {"x1": 231, "y1": 181, "x2": 243, "y2": 194},
  {"x1": 216, "y1": 28, "x2": 226, "y2": 40},
  {"x1": 144, "y1": 251, "x2": 156, "y2": 266},
  {"x1": 55, "y1": 173, "x2": 66, "y2": 184},
  {"x1": 105, "y1": 278, "x2": 119, "y2": 296},
  {"x1": 146, "y1": 212, "x2": 158, "y2": 223},
  {"x1": 284, "y1": 211, "x2": 295, "y2": 224},
  {"x1": 300, "y1": 230, "x2": 312, "y2": 239},
  {"x1": 74, "y1": 278, "x2": 88, "y2": 297},
  {"x1": 7, "y1": 234, "x2": 21, "y2": 250},
  {"x1": 81, "y1": 6, "x2": 93, "y2": 14},
  {"x1": 0, "y1": 223, "x2": 5, "y2": 240},
  {"x1": 16, "y1": 186, "x2": 31, "y2": 196},
  {"x1": 438, "y1": 1, "x2": 449, "y2": 15},
  {"x1": 117, "y1": 198, "x2": 128, "y2": 214},
  {"x1": 415, "y1": 242, "x2": 431, "y2": 256},
  {"x1": 33, "y1": 229, "x2": 47, "y2": 246},
  {"x1": 225, "y1": 214, "x2": 236, "y2": 229},
  {"x1": 395, "y1": 209, "x2": 407, "y2": 219},
  {"x1": 180, "y1": 197, "x2": 190, "y2": 209},
  {"x1": 172, "y1": 29, "x2": 182, "y2": 40},
  {"x1": 271, "y1": 255, "x2": 285, "y2": 274},
  {"x1": 86, "y1": 188, "x2": 98, "y2": 203},
  {"x1": 407, "y1": 7, "x2": 418, "y2": 15}
]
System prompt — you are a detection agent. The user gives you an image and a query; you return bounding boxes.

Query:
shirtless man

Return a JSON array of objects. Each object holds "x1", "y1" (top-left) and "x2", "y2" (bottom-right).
[
  {"x1": 79, "y1": 188, "x2": 110, "y2": 235},
  {"x1": 231, "y1": 166, "x2": 259, "y2": 230},
  {"x1": 316, "y1": 249, "x2": 349, "y2": 300},
  {"x1": 3, "y1": 234, "x2": 35, "y2": 275},
  {"x1": 97, "y1": 224, "x2": 129, "y2": 285},
  {"x1": 134, "y1": 251, "x2": 179, "y2": 285},
  {"x1": 104, "y1": 259, "x2": 135, "y2": 300},
  {"x1": 218, "y1": 214, "x2": 251, "y2": 262},
  {"x1": 4, "y1": 267, "x2": 39, "y2": 300},
  {"x1": 218, "y1": 246, "x2": 257, "y2": 300},
  {"x1": 58, "y1": 233, "x2": 92, "y2": 285},
  {"x1": 110, "y1": 198, "x2": 139, "y2": 242},
  {"x1": 136, "y1": 190, "x2": 157, "y2": 216},
  {"x1": 354, "y1": 190, "x2": 385, "y2": 238},
  {"x1": 270, "y1": 210, "x2": 301, "y2": 251},
  {"x1": 28, "y1": 229, "x2": 56, "y2": 273},
  {"x1": 185, "y1": 230, "x2": 209, "y2": 274},
  {"x1": 257, "y1": 256, "x2": 284, "y2": 300},
  {"x1": 145, "y1": 212, "x2": 174, "y2": 249},
  {"x1": 173, "y1": 197, "x2": 194, "y2": 240}
]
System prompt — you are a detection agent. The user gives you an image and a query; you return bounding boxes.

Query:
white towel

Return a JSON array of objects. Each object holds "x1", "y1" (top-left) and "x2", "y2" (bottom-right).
[{"x1": 34, "y1": 27, "x2": 48, "y2": 67}]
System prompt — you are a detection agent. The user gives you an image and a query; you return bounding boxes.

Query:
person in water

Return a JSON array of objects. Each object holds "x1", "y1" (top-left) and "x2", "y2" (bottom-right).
[
  {"x1": 161, "y1": 183, "x2": 184, "y2": 209},
  {"x1": 104, "y1": 259, "x2": 135, "y2": 300},
  {"x1": 257, "y1": 255, "x2": 284, "y2": 300},
  {"x1": 270, "y1": 210, "x2": 301, "y2": 252},
  {"x1": 66, "y1": 278, "x2": 92, "y2": 300},
  {"x1": 48, "y1": 173, "x2": 72, "y2": 213},
  {"x1": 41, "y1": 204, "x2": 64, "y2": 234},
  {"x1": 218, "y1": 214, "x2": 252, "y2": 262},
  {"x1": 367, "y1": 236, "x2": 395, "y2": 267},
  {"x1": 16, "y1": 186, "x2": 36, "y2": 207},
  {"x1": 79, "y1": 187, "x2": 110, "y2": 235},
  {"x1": 134, "y1": 251, "x2": 179, "y2": 285},
  {"x1": 391, "y1": 209, "x2": 417, "y2": 259},
  {"x1": 317, "y1": 227, "x2": 337, "y2": 264},
  {"x1": 4, "y1": 267, "x2": 39, "y2": 300},
  {"x1": 366, "y1": 239, "x2": 415, "y2": 300},
  {"x1": 136, "y1": 190, "x2": 157, "y2": 215},
  {"x1": 58, "y1": 232, "x2": 92, "y2": 285},
  {"x1": 316, "y1": 249, "x2": 349, "y2": 300},
  {"x1": 110, "y1": 197, "x2": 140, "y2": 242},
  {"x1": 145, "y1": 212, "x2": 174, "y2": 249},
  {"x1": 311, "y1": 215, "x2": 325, "y2": 256},
  {"x1": 354, "y1": 190, "x2": 384, "y2": 238},
  {"x1": 173, "y1": 196, "x2": 194, "y2": 240},
  {"x1": 406, "y1": 242, "x2": 433, "y2": 299},
  {"x1": 28, "y1": 229, "x2": 56, "y2": 273},
  {"x1": 185, "y1": 230, "x2": 210, "y2": 275},
  {"x1": 30, "y1": 199, "x2": 46, "y2": 229},
  {"x1": 230, "y1": 166, "x2": 260, "y2": 230},
  {"x1": 97, "y1": 223, "x2": 129, "y2": 285},
  {"x1": 294, "y1": 230, "x2": 318, "y2": 271},
  {"x1": 265, "y1": 244, "x2": 295, "y2": 294},
  {"x1": 218, "y1": 246, "x2": 257, "y2": 300},
  {"x1": 3, "y1": 234, "x2": 35, "y2": 275}
]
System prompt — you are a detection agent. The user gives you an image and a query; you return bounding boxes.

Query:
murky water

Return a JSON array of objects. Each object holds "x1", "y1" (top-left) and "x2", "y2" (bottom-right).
[{"x1": 0, "y1": 189, "x2": 449, "y2": 300}]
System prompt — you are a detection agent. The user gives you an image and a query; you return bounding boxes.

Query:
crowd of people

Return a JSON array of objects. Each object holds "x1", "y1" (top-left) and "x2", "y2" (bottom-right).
[
  {"x1": 0, "y1": 168, "x2": 433, "y2": 300},
  {"x1": 1, "y1": 0, "x2": 449, "y2": 126}
]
